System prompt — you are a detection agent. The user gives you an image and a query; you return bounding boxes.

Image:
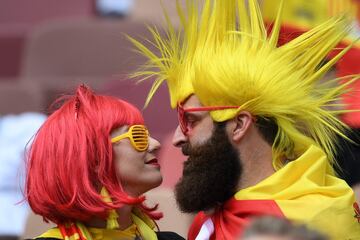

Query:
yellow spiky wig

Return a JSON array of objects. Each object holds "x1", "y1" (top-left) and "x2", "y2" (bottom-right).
[{"x1": 128, "y1": 0, "x2": 359, "y2": 169}]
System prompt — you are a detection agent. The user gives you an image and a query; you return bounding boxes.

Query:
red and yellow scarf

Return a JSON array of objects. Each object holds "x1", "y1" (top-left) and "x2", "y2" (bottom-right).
[{"x1": 37, "y1": 208, "x2": 157, "y2": 240}]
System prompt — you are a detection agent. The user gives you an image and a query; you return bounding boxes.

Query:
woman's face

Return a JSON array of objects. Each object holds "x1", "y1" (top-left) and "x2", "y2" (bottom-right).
[{"x1": 111, "y1": 125, "x2": 163, "y2": 197}]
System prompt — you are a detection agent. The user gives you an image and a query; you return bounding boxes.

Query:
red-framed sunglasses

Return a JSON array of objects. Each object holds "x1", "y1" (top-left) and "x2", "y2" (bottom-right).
[{"x1": 177, "y1": 103, "x2": 239, "y2": 134}]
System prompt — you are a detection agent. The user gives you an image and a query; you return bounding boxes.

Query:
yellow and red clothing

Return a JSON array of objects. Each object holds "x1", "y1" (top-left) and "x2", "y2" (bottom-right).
[
  {"x1": 38, "y1": 224, "x2": 139, "y2": 240},
  {"x1": 35, "y1": 208, "x2": 158, "y2": 240},
  {"x1": 188, "y1": 145, "x2": 360, "y2": 239}
]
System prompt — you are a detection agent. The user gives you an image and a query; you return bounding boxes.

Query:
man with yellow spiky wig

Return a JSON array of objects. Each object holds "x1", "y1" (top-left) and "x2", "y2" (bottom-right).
[{"x1": 128, "y1": 0, "x2": 360, "y2": 239}]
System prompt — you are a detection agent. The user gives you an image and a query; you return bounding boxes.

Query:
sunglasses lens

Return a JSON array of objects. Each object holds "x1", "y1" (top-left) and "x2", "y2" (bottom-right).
[
  {"x1": 177, "y1": 105, "x2": 187, "y2": 134},
  {"x1": 131, "y1": 125, "x2": 149, "y2": 151}
]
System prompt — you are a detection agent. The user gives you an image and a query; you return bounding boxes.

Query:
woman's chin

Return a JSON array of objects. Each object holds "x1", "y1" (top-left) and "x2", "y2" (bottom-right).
[{"x1": 146, "y1": 175, "x2": 163, "y2": 192}]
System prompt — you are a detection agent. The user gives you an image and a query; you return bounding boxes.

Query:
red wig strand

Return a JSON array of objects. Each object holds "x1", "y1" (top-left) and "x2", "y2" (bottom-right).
[{"x1": 25, "y1": 85, "x2": 161, "y2": 224}]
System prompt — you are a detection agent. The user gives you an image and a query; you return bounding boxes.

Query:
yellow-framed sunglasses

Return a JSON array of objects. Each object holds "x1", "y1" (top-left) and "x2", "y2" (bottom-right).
[{"x1": 111, "y1": 125, "x2": 149, "y2": 151}]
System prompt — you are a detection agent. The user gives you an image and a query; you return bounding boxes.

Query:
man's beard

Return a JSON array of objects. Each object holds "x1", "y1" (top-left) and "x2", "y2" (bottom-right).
[{"x1": 175, "y1": 122, "x2": 242, "y2": 213}]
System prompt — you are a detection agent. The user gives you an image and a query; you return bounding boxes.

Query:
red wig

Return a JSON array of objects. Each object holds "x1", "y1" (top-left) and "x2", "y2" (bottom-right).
[{"x1": 25, "y1": 85, "x2": 161, "y2": 224}]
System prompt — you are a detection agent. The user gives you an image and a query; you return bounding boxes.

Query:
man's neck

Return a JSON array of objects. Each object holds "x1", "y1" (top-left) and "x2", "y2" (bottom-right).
[{"x1": 236, "y1": 130, "x2": 275, "y2": 191}]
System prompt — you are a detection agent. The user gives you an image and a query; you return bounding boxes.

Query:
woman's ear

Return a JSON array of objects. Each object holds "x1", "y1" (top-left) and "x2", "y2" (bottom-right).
[{"x1": 232, "y1": 111, "x2": 253, "y2": 142}]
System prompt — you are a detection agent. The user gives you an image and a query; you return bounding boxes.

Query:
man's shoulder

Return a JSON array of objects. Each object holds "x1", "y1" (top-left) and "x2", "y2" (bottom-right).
[{"x1": 156, "y1": 231, "x2": 185, "y2": 240}]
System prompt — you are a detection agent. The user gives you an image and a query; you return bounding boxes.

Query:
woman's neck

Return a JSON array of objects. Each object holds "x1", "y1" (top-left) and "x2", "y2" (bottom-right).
[
  {"x1": 85, "y1": 205, "x2": 134, "y2": 230},
  {"x1": 116, "y1": 205, "x2": 134, "y2": 230}
]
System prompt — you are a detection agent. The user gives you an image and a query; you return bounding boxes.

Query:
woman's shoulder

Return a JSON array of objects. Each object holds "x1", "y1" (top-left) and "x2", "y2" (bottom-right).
[{"x1": 156, "y1": 231, "x2": 185, "y2": 240}]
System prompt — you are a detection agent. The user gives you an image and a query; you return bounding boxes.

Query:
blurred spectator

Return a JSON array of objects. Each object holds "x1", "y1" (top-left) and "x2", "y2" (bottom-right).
[
  {"x1": 95, "y1": 0, "x2": 134, "y2": 17},
  {"x1": 0, "y1": 113, "x2": 46, "y2": 240},
  {"x1": 241, "y1": 216, "x2": 329, "y2": 240}
]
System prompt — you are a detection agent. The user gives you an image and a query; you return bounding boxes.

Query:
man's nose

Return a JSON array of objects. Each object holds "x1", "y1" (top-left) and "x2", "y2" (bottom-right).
[{"x1": 172, "y1": 125, "x2": 187, "y2": 147}]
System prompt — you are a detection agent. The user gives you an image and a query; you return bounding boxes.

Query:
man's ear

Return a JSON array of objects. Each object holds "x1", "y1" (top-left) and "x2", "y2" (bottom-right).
[{"x1": 232, "y1": 111, "x2": 253, "y2": 142}]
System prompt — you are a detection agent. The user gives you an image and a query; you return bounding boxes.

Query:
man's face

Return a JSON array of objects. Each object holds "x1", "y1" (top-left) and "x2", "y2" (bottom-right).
[
  {"x1": 173, "y1": 95, "x2": 215, "y2": 148},
  {"x1": 173, "y1": 95, "x2": 242, "y2": 213}
]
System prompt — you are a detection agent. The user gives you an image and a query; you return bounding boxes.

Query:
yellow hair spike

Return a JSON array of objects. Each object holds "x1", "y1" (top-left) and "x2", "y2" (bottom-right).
[
  {"x1": 306, "y1": 40, "x2": 358, "y2": 85},
  {"x1": 130, "y1": 0, "x2": 359, "y2": 168},
  {"x1": 248, "y1": 0, "x2": 266, "y2": 39},
  {"x1": 237, "y1": 0, "x2": 250, "y2": 36},
  {"x1": 268, "y1": 0, "x2": 284, "y2": 48}
]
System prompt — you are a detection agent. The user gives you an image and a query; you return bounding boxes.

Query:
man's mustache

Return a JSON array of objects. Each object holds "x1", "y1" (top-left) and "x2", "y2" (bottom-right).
[{"x1": 181, "y1": 143, "x2": 191, "y2": 156}]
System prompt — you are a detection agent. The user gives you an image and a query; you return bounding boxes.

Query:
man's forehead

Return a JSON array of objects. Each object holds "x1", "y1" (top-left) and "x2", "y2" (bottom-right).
[{"x1": 182, "y1": 95, "x2": 203, "y2": 108}]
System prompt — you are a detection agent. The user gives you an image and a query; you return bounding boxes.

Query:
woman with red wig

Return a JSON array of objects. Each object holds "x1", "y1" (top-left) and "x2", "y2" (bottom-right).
[{"x1": 25, "y1": 85, "x2": 184, "y2": 240}]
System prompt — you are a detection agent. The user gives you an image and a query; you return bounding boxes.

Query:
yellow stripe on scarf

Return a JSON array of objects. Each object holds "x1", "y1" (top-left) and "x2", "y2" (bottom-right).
[
  {"x1": 100, "y1": 187, "x2": 119, "y2": 230},
  {"x1": 37, "y1": 228, "x2": 63, "y2": 239},
  {"x1": 132, "y1": 208, "x2": 157, "y2": 240}
]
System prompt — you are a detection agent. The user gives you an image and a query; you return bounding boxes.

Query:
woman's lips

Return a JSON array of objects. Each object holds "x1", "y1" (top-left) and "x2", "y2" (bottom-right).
[{"x1": 146, "y1": 158, "x2": 161, "y2": 168}]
